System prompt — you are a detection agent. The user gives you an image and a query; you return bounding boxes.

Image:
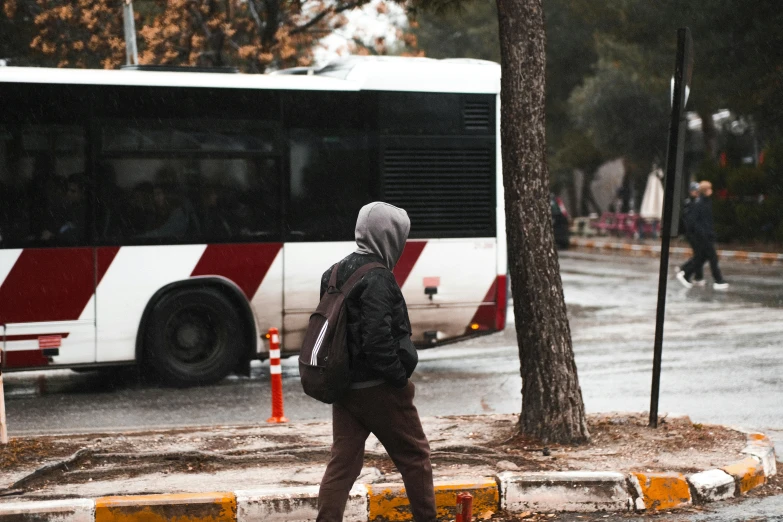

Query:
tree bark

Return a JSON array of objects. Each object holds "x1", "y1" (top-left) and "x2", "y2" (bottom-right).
[{"x1": 496, "y1": 0, "x2": 589, "y2": 444}]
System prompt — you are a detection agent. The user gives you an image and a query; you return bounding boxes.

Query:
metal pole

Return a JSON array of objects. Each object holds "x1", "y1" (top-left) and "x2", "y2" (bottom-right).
[
  {"x1": 0, "y1": 372, "x2": 7, "y2": 445},
  {"x1": 123, "y1": 0, "x2": 139, "y2": 66},
  {"x1": 1, "y1": 326, "x2": 7, "y2": 444},
  {"x1": 650, "y1": 28, "x2": 692, "y2": 428}
]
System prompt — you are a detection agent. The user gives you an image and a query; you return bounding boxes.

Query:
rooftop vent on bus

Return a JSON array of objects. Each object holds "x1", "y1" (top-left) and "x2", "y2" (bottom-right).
[{"x1": 120, "y1": 65, "x2": 239, "y2": 73}]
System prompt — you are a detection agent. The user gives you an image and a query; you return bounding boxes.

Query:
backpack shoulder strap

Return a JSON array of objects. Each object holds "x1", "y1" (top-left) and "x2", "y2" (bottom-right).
[
  {"x1": 326, "y1": 262, "x2": 340, "y2": 293},
  {"x1": 339, "y1": 262, "x2": 386, "y2": 296}
]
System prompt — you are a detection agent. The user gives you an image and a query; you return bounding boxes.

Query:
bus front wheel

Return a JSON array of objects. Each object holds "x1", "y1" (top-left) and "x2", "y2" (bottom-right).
[{"x1": 144, "y1": 287, "x2": 246, "y2": 387}]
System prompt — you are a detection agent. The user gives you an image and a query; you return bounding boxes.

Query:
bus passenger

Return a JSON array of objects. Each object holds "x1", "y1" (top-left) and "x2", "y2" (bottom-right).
[
  {"x1": 141, "y1": 167, "x2": 200, "y2": 240},
  {"x1": 200, "y1": 184, "x2": 232, "y2": 240},
  {"x1": 56, "y1": 173, "x2": 87, "y2": 244}
]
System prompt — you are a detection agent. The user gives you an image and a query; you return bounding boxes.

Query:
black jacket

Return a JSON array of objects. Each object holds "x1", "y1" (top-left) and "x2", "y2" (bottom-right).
[
  {"x1": 320, "y1": 252, "x2": 414, "y2": 388},
  {"x1": 689, "y1": 196, "x2": 717, "y2": 241}
]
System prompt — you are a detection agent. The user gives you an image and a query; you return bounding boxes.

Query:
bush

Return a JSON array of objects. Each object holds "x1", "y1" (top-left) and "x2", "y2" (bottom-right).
[{"x1": 697, "y1": 139, "x2": 783, "y2": 243}]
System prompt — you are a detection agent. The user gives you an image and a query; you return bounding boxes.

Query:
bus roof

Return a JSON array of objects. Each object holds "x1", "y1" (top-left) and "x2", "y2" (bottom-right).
[{"x1": 0, "y1": 56, "x2": 500, "y2": 94}]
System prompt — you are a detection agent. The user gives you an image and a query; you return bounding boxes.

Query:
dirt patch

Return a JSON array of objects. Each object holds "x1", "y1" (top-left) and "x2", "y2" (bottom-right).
[
  {"x1": 0, "y1": 439, "x2": 83, "y2": 472},
  {"x1": 0, "y1": 413, "x2": 762, "y2": 499},
  {"x1": 493, "y1": 412, "x2": 746, "y2": 474}
]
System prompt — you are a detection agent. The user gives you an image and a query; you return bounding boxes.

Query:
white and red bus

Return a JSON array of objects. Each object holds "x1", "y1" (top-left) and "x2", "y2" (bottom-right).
[{"x1": 0, "y1": 57, "x2": 507, "y2": 386}]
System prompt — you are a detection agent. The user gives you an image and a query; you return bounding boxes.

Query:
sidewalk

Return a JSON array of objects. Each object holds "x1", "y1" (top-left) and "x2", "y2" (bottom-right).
[
  {"x1": 0, "y1": 413, "x2": 778, "y2": 520},
  {"x1": 570, "y1": 236, "x2": 783, "y2": 264}
]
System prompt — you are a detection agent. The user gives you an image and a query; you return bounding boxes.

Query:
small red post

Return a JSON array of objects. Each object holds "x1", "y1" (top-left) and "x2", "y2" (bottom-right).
[
  {"x1": 455, "y1": 492, "x2": 473, "y2": 522},
  {"x1": 266, "y1": 327, "x2": 288, "y2": 423}
]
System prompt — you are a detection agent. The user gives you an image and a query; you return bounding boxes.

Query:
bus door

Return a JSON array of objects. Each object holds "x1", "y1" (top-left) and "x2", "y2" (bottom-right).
[{"x1": 0, "y1": 123, "x2": 96, "y2": 369}]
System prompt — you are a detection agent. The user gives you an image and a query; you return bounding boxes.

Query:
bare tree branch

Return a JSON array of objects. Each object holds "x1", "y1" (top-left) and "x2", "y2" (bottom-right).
[
  {"x1": 246, "y1": 0, "x2": 264, "y2": 31},
  {"x1": 290, "y1": 0, "x2": 364, "y2": 36},
  {"x1": 188, "y1": 3, "x2": 213, "y2": 38}
]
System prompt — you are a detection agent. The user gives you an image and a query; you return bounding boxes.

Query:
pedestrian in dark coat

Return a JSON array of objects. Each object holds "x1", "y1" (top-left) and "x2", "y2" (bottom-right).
[
  {"x1": 677, "y1": 182, "x2": 705, "y2": 285},
  {"x1": 678, "y1": 181, "x2": 728, "y2": 289},
  {"x1": 316, "y1": 202, "x2": 435, "y2": 522}
]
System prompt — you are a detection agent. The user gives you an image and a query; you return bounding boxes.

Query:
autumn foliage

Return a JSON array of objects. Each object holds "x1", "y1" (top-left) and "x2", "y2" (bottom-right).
[{"x1": 1, "y1": 0, "x2": 415, "y2": 71}]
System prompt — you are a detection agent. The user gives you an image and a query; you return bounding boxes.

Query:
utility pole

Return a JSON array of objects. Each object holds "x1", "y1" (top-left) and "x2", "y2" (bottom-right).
[{"x1": 123, "y1": 0, "x2": 139, "y2": 66}]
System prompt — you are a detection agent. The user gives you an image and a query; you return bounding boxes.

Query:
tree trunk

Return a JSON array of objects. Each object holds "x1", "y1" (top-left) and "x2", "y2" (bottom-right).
[{"x1": 496, "y1": 0, "x2": 589, "y2": 444}]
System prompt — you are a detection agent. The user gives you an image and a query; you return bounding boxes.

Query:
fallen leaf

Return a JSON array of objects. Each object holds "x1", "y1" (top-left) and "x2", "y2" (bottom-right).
[{"x1": 480, "y1": 510, "x2": 494, "y2": 520}]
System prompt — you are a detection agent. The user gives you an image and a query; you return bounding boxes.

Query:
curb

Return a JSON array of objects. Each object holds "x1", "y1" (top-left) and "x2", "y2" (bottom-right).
[
  {"x1": 367, "y1": 479, "x2": 498, "y2": 521},
  {"x1": 0, "y1": 434, "x2": 776, "y2": 520},
  {"x1": 569, "y1": 237, "x2": 783, "y2": 265}
]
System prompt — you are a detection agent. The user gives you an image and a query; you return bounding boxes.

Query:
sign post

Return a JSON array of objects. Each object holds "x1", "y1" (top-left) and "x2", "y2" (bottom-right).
[{"x1": 649, "y1": 28, "x2": 693, "y2": 429}]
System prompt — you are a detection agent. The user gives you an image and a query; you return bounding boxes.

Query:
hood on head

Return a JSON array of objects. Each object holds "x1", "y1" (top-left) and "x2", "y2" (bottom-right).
[{"x1": 354, "y1": 202, "x2": 410, "y2": 269}]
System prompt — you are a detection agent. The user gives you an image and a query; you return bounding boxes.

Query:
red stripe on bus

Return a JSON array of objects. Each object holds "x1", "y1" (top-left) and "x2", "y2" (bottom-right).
[
  {"x1": 393, "y1": 241, "x2": 427, "y2": 288},
  {"x1": 97, "y1": 246, "x2": 121, "y2": 284},
  {"x1": 468, "y1": 275, "x2": 507, "y2": 332},
  {"x1": 2, "y1": 349, "x2": 50, "y2": 368},
  {"x1": 4, "y1": 333, "x2": 70, "y2": 342},
  {"x1": 191, "y1": 243, "x2": 283, "y2": 298},
  {"x1": 0, "y1": 248, "x2": 95, "y2": 324}
]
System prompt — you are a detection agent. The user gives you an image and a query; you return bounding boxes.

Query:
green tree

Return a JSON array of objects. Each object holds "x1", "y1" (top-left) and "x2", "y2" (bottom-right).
[
  {"x1": 568, "y1": 39, "x2": 669, "y2": 173},
  {"x1": 0, "y1": 0, "x2": 38, "y2": 65},
  {"x1": 572, "y1": 0, "x2": 783, "y2": 139},
  {"x1": 410, "y1": 0, "x2": 499, "y2": 62}
]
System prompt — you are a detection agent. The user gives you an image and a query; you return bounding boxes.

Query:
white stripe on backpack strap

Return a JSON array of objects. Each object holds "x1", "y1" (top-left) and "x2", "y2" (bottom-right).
[{"x1": 311, "y1": 319, "x2": 329, "y2": 365}]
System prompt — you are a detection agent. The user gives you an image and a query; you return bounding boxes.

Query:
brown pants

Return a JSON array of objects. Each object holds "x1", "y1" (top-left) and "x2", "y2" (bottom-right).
[{"x1": 317, "y1": 381, "x2": 436, "y2": 522}]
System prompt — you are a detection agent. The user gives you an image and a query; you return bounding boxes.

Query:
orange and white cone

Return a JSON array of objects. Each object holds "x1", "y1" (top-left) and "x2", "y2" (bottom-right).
[{"x1": 266, "y1": 327, "x2": 288, "y2": 423}]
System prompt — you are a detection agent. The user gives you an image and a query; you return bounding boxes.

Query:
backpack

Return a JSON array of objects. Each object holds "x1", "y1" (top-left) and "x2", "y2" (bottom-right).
[{"x1": 299, "y1": 261, "x2": 385, "y2": 403}]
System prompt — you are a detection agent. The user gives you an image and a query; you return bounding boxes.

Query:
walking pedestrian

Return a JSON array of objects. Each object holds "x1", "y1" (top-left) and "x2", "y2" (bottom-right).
[
  {"x1": 677, "y1": 182, "x2": 705, "y2": 286},
  {"x1": 677, "y1": 181, "x2": 729, "y2": 290},
  {"x1": 316, "y1": 202, "x2": 436, "y2": 522}
]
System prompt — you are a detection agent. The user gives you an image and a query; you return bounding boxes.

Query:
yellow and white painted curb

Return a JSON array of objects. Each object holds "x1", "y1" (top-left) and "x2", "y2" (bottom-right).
[
  {"x1": 628, "y1": 472, "x2": 692, "y2": 511},
  {"x1": 367, "y1": 479, "x2": 498, "y2": 522},
  {"x1": 497, "y1": 471, "x2": 630, "y2": 512},
  {"x1": 570, "y1": 237, "x2": 783, "y2": 265},
  {"x1": 0, "y1": 499, "x2": 94, "y2": 522},
  {"x1": 94, "y1": 492, "x2": 237, "y2": 522},
  {"x1": 0, "y1": 434, "x2": 776, "y2": 520},
  {"x1": 236, "y1": 485, "x2": 367, "y2": 522}
]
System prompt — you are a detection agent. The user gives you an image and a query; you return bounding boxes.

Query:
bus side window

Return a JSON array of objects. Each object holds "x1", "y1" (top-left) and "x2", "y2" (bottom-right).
[
  {"x1": 287, "y1": 129, "x2": 372, "y2": 241},
  {"x1": 98, "y1": 122, "x2": 281, "y2": 245},
  {"x1": 0, "y1": 125, "x2": 88, "y2": 249}
]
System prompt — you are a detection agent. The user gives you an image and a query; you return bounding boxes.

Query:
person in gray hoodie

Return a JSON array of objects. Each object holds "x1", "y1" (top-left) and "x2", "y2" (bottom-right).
[{"x1": 316, "y1": 202, "x2": 435, "y2": 522}]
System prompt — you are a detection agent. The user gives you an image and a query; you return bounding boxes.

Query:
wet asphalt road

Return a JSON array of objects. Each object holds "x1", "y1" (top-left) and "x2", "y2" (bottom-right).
[
  {"x1": 4, "y1": 250, "x2": 781, "y2": 438},
  {"x1": 3, "y1": 250, "x2": 783, "y2": 518}
]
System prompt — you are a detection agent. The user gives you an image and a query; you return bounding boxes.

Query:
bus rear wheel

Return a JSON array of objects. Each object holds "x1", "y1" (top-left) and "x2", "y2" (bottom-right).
[{"x1": 145, "y1": 287, "x2": 246, "y2": 387}]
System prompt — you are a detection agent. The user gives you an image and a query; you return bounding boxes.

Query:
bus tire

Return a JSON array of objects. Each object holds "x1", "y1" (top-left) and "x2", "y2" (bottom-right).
[{"x1": 144, "y1": 286, "x2": 246, "y2": 387}]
